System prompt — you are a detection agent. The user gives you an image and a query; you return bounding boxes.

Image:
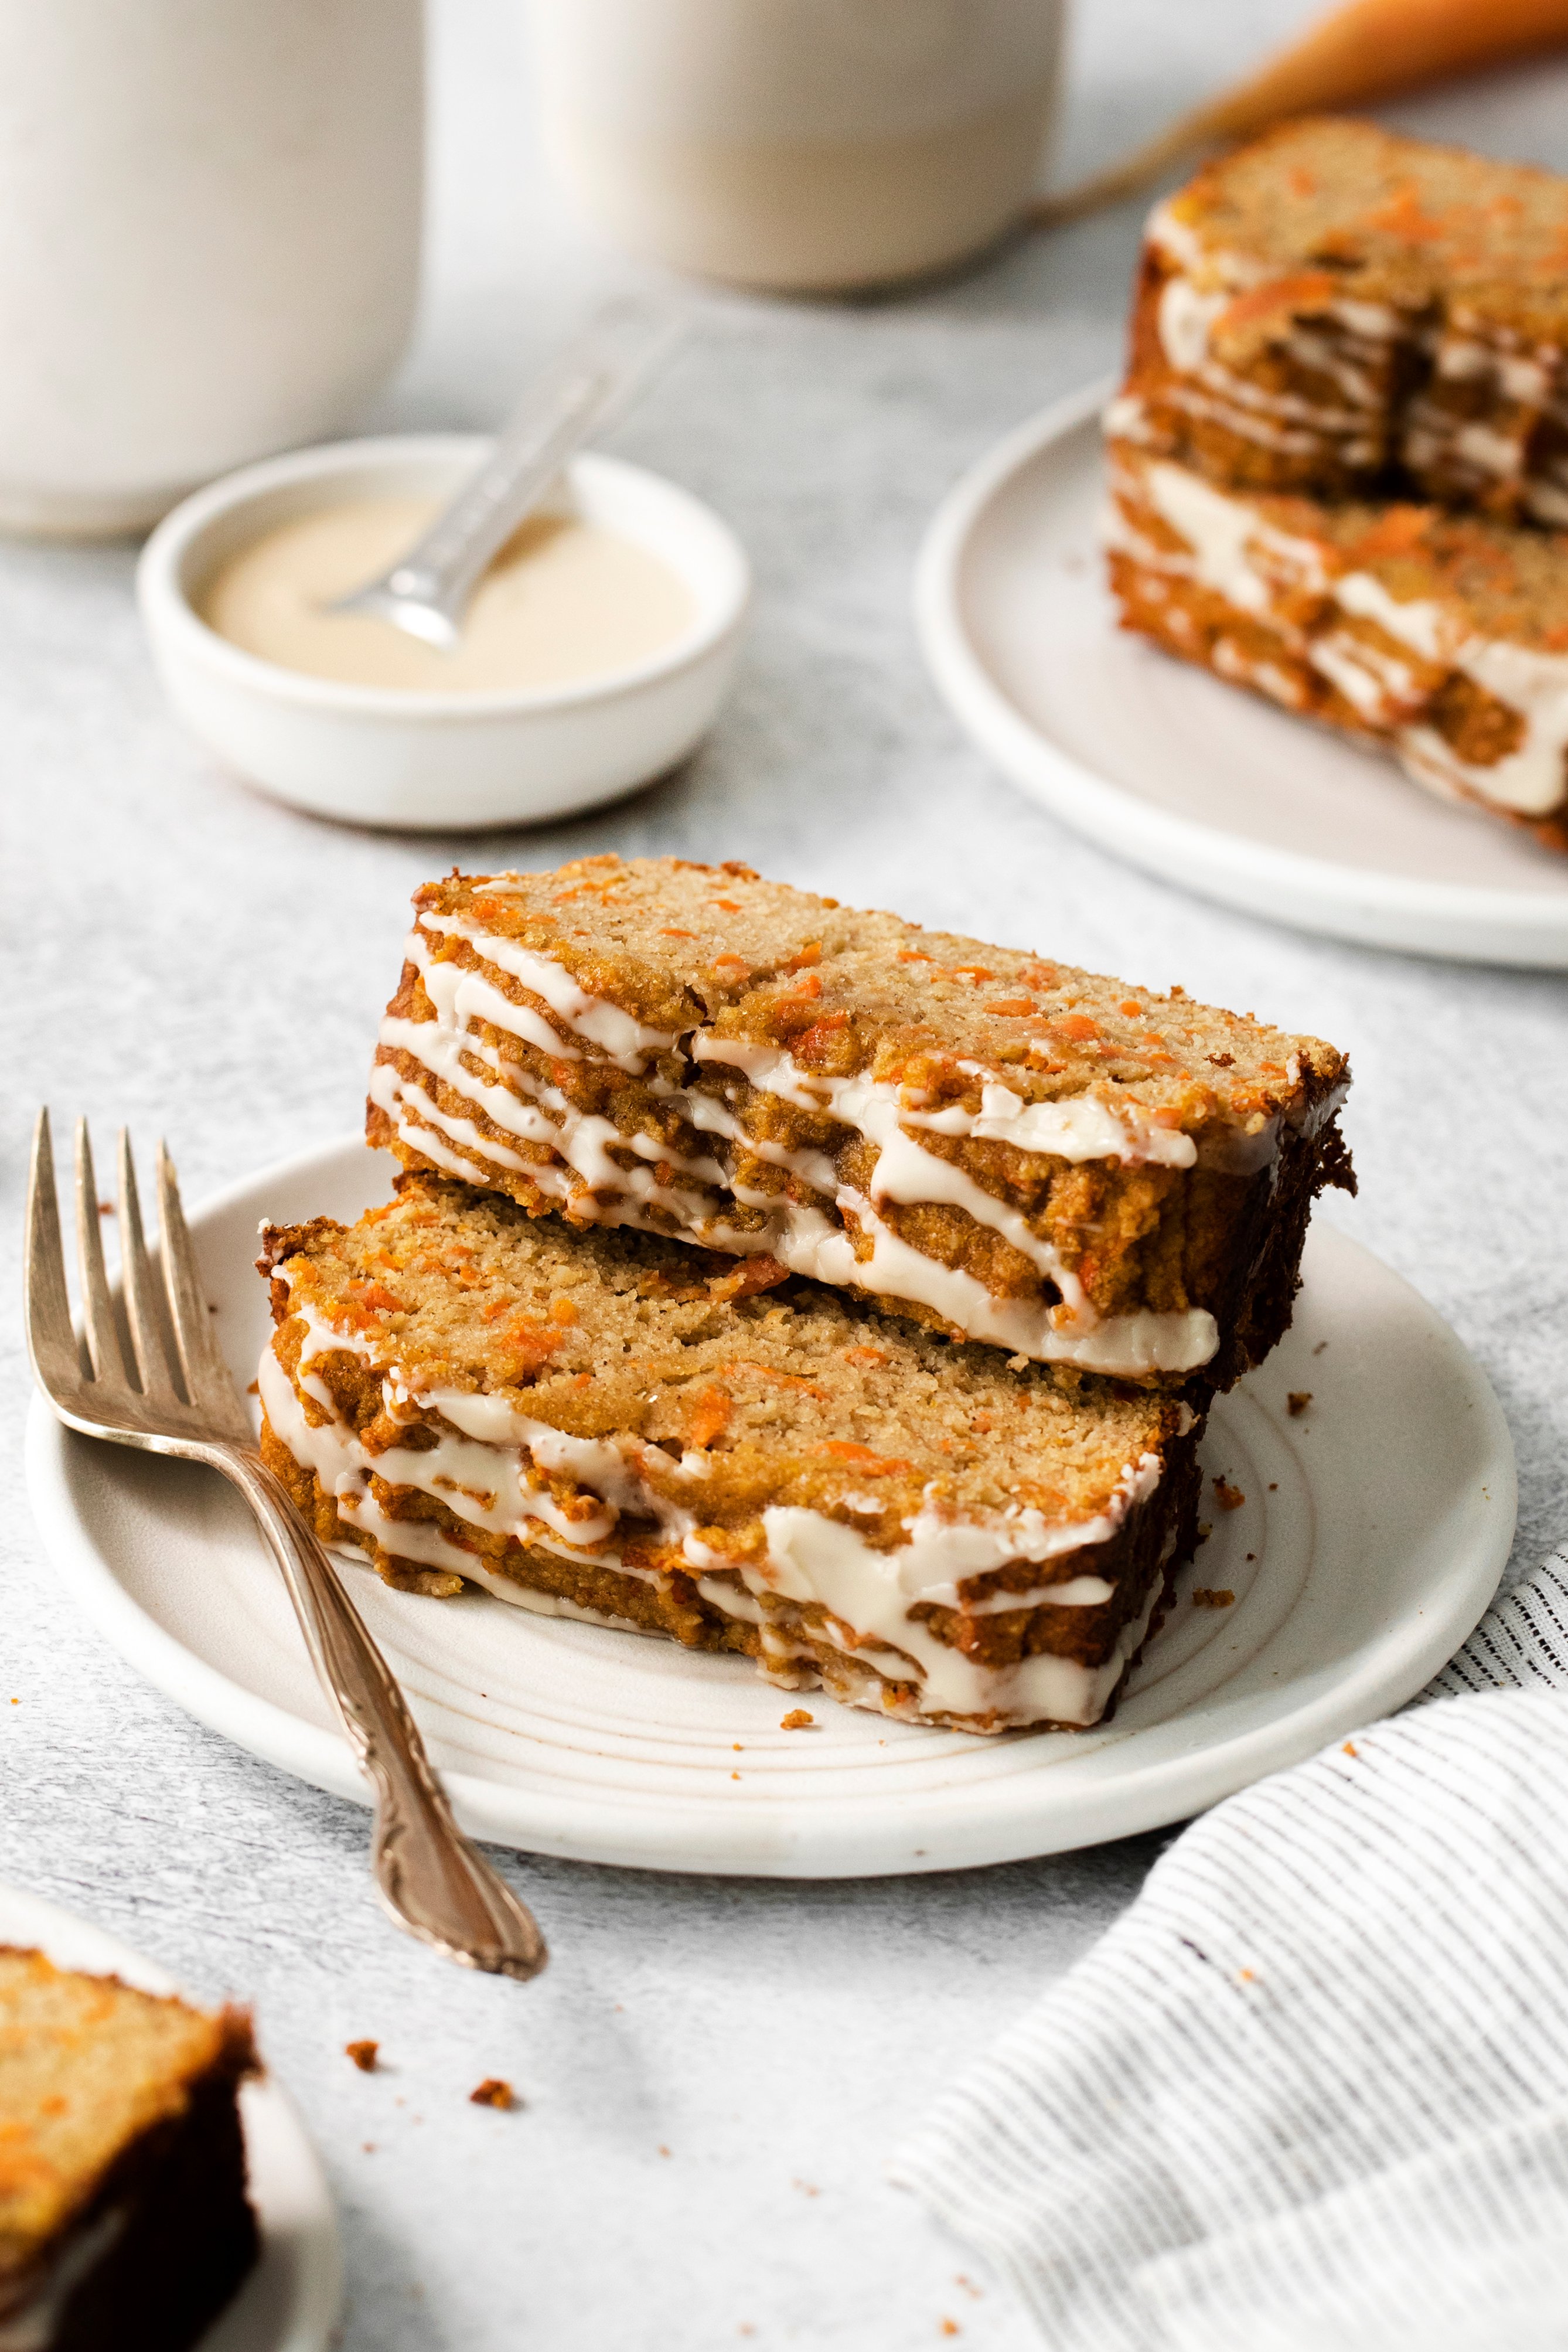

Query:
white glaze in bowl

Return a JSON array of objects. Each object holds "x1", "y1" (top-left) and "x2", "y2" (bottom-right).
[{"x1": 137, "y1": 435, "x2": 751, "y2": 831}]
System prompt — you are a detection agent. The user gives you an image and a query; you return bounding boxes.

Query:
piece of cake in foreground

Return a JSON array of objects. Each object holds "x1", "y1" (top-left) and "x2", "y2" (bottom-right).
[
  {"x1": 366, "y1": 858, "x2": 1352, "y2": 1386},
  {"x1": 1115, "y1": 115, "x2": 1568, "y2": 522},
  {"x1": 1107, "y1": 437, "x2": 1568, "y2": 853},
  {"x1": 258, "y1": 1175, "x2": 1205, "y2": 1734},
  {"x1": 0, "y1": 1949, "x2": 258, "y2": 2352}
]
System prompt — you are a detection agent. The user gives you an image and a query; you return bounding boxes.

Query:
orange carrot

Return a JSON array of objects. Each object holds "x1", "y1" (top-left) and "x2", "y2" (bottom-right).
[{"x1": 1033, "y1": 0, "x2": 1568, "y2": 227}]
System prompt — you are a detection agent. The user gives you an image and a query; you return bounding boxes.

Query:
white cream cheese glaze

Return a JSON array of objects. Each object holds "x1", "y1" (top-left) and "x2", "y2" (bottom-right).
[
  {"x1": 260, "y1": 1297, "x2": 1179, "y2": 1727},
  {"x1": 373, "y1": 924, "x2": 1253, "y2": 1376}
]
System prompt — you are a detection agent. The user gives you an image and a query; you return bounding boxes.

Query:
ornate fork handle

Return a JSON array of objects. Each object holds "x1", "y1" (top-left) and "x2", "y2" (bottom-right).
[{"x1": 215, "y1": 1445, "x2": 547, "y2": 1982}]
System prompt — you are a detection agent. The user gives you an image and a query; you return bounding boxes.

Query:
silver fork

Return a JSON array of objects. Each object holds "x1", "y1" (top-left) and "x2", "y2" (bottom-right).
[{"x1": 24, "y1": 1111, "x2": 547, "y2": 1983}]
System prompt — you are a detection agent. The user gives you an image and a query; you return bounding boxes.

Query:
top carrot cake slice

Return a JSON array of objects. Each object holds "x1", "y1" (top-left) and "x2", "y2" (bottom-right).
[
  {"x1": 1113, "y1": 115, "x2": 1568, "y2": 523},
  {"x1": 367, "y1": 856, "x2": 1352, "y2": 1386}
]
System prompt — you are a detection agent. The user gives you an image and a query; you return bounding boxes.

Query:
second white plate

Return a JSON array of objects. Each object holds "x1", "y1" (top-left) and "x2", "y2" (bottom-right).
[
  {"x1": 916, "y1": 380, "x2": 1568, "y2": 967},
  {"x1": 25, "y1": 1138, "x2": 1515, "y2": 1878}
]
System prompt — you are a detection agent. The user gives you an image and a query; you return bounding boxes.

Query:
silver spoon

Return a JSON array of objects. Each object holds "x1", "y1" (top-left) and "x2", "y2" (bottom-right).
[{"x1": 329, "y1": 295, "x2": 681, "y2": 651}]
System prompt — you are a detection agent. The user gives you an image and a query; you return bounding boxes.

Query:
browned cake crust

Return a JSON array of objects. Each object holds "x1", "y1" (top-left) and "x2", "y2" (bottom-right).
[
  {"x1": 1107, "y1": 436, "x2": 1568, "y2": 852},
  {"x1": 258, "y1": 1175, "x2": 1207, "y2": 1733},
  {"x1": 0, "y1": 1949, "x2": 258, "y2": 2352},
  {"x1": 1114, "y1": 116, "x2": 1568, "y2": 522},
  {"x1": 365, "y1": 858, "x2": 1351, "y2": 1389}
]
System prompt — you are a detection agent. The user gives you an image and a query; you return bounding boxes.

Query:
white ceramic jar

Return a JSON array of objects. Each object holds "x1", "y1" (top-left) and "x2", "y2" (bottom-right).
[
  {"x1": 0, "y1": 0, "x2": 424, "y2": 537},
  {"x1": 527, "y1": 0, "x2": 1063, "y2": 294}
]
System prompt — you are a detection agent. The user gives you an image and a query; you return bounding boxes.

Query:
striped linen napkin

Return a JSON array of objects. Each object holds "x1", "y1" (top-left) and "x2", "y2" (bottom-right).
[{"x1": 892, "y1": 1544, "x2": 1568, "y2": 2352}]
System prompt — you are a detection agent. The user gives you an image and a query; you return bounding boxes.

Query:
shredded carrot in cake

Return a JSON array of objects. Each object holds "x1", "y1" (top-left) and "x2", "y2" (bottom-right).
[
  {"x1": 686, "y1": 1387, "x2": 733, "y2": 1448},
  {"x1": 812, "y1": 1442, "x2": 915, "y2": 1475}
]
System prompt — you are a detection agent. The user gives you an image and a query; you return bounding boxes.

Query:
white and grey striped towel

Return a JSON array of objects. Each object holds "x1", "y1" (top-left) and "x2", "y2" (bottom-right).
[{"x1": 893, "y1": 1544, "x2": 1568, "y2": 2352}]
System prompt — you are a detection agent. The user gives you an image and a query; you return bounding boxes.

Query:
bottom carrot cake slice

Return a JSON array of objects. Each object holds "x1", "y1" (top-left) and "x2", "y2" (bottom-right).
[{"x1": 257, "y1": 1175, "x2": 1205, "y2": 1733}]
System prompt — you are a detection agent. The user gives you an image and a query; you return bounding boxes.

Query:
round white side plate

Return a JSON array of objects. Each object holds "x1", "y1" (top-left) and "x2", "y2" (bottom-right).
[
  {"x1": 916, "y1": 380, "x2": 1568, "y2": 968},
  {"x1": 26, "y1": 1138, "x2": 1514, "y2": 1879},
  {"x1": 0, "y1": 1883, "x2": 340, "y2": 2352}
]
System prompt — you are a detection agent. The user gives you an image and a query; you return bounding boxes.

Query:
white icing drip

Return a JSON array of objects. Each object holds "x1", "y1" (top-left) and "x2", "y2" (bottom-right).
[
  {"x1": 1525, "y1": 478, "x2": 1568, "y2": 527},
  {"x1": 858, "y1": 1122, "x2": 1087, "y2": 1307},
  {"x1": 1282, "y1": 326, "x2": 1380, "y2": 407},
  {"x1": 1158, "y1": 274, "x2": 1228, "y2": 372},
  {"x1": 369, "y1": 1061, "x2": 533, "y2": 1176},
  {"x1": 378, "y1": 1017, "x2": 725, "y2": 1219},
  {"x1": 1308, "y1": 627, "x2": 1423, "y2": 724},
  {"x1": 1335, "y1": 570, "x2": 1455, "y2": 665},
  {"x1": 1142, "y1": 458, "x2": 1328, "y2": 611},
  {"x1": 417, "y1": 911, "x2": 677, "y2": 1070},
  {"x1": 1336, "y1": 580, "x2": 1568, "y2": 817},
  {"x1": 1333, "y1": 295, "x2": 1401, "y2": 343},
  {"x1": 1144, "y1": 199, "x2": 1211, "y2": 273},
  {"x1": 273, "y1": 1323, "x2": 625, "y2": 1557},
  {"x1": 681, "y1": 1079, "x2": 838, "y2": 1191},
  {"x1": 364, "y1": 1073, "x2": 496, "y2": 1184},
  {"x1": 897, "y1": 1454, "x2": 1163, "y2": 1608},
  {"x1": 827, "y1": 1190, "x2": 1216, "y2": 1373},
  {"x1": 759, "y1": 1506, "x2": 1158, "y2": 1725},
  {"x1": 1455, "y1": 419, "x2": 1527, "y2": 476},
  {"x1": 1154, "y1": 377, "x2": 1378, "y2": 459},
  {"x1": 697, "y1": 1574, "x2": 763, "y2": 1623},
  {"x1": 410, "y1": 928, "x2": 580, "y2": 1058},
  {"x1": 908, "y1": 1081, "x2": 1196, "y2": 1169},
  {"x1": 1440, "y1": 641, "x2": 1568, "y2": 815},
  {"x1": 1103, "y1": 391, "x2": 1149, "y2": 440},
  {"x1": 1308, "y1": 631, "x2": 1413, "y2": 724}
]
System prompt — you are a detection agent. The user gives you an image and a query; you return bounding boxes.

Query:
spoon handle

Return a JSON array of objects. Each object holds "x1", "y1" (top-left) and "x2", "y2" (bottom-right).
[{"x1": 352, "y1": 295, "x2": 681, "y2": 644}]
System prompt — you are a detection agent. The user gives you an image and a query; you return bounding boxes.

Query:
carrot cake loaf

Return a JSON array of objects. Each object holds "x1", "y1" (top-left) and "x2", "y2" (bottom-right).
[
  {"x1": 1113, "y1": 116, "x2": 1568, "y2": 522},
  {"x1": 1107, "y1": 437, "x2": 1568, "y2": 852},
  {"x1": 0, "y1": 1948, "x2": 257, "y2": 2352},
  {"x1": 366, "y1": 858, "x2": 1351, "y2": 1387},
  {"x1": 257, "y1": 1174, "x2": 1207, "y2": 1733}
]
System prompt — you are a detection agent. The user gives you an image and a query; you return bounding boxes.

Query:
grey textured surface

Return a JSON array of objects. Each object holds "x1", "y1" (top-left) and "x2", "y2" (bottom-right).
[{"x1": 4, "y1": 2, "x2": 1568, "y2": 2345}]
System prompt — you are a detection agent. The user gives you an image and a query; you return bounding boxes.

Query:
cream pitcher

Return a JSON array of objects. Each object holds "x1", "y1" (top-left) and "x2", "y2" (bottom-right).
[
  {"x1": 0, "y1": 0, "x2": 423, "y2": 536},
  {"x1": 527, "y1": 0, "x2": 1064, "y2": 294}
]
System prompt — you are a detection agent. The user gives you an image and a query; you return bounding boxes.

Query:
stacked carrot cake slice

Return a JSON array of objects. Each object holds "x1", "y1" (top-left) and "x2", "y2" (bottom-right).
[
  {"x1": 260, "y1": 856, "x2": 1352, "y2": 1734},
  {"x1": 1106, "y1": 115, "x2": 1568, "y2": 850}
]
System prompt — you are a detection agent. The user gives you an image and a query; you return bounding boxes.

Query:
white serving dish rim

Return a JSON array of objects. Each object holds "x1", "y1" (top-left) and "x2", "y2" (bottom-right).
[{"x1": 138, "y1": 433, "x2": 751, "y2": 723}]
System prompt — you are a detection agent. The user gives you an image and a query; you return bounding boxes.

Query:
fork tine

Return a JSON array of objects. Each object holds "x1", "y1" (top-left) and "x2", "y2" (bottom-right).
[
  {"x1": 74, "y1": 1119, "x2": 129, "y2": 1387},
  {"x1": 156, "y1": 1141, "x2": 246, "y2": 1432},
  {"x1": 25, "y1": 1111, "x2": 87, "y2": 1403},
  {"x1": 117, "y1": 1130, "x2": 182, "y2": 1404}
]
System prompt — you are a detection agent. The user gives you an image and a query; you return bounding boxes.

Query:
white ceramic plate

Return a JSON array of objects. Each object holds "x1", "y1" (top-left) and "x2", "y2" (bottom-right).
[
  {"x1": 0, "y1": 1883, "x2": 340, "y2": 2351},
  {"x1": 916, "y1": 380, "x2": 1568, "y2": 968},
  {"x1": 25, "y1": 1138, "x2": 1514, "y2": 1879}
]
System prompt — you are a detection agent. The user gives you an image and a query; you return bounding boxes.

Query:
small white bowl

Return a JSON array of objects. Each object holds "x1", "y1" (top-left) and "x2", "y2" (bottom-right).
[{"x1": 137, "y1": 435, "x2": 751, "y2": 830}]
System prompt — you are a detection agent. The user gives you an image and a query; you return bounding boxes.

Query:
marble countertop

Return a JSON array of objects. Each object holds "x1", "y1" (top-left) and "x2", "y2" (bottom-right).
[{"x1": 4, "y1": 2, "x2": 1567, "y2": 2344}]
